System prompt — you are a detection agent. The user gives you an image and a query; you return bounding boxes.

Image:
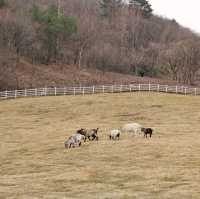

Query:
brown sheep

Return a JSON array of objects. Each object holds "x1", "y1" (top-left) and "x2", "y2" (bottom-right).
[
  {"x1": 76, "y1": 128, "x2": 99, "y2": 141},
  {"x1": 141, "y1": 128, "x2": 153, "y2": 138}
]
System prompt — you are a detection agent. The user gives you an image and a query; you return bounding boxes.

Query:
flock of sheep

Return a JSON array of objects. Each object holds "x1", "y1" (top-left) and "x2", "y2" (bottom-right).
[{"x1": 64, "y1": 123, "x2": 153, "y2": 149}]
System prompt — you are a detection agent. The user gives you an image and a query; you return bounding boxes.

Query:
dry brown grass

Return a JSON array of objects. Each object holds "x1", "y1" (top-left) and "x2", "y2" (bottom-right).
[
  {"x1": 2, "y1": 60, "x2": 182, "y2": 90},
  {"x1": 0, "y1": 92, "x2": 200, "y2": 199}
]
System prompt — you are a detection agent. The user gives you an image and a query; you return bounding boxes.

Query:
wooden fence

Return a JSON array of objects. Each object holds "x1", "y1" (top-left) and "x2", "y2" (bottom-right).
[{"x1": 0, "y1": 84, "x2": 199, "y2": 100}]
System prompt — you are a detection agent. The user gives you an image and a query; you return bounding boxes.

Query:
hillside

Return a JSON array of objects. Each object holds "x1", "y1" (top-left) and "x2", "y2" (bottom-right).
[
  {"x1": 0, "y1": 59, "x2": 183, "y2": 90},
  {"x1": 0, "y1": 0, "x2": 200, "y2": 90}
]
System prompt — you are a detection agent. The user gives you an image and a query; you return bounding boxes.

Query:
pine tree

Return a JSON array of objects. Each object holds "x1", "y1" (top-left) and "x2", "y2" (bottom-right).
[
  {"x1": 129, "y1": 0, "x2": 152, "y2": 17},
  {"x1": 142, "y1": 0, "x2": 153, "y2": 17},
  {"x1": 100, "y1": 0, "x2": 123, "y2": 18},
  {"x1": 100, "y1": 0, "x2": 109, "y2": 17},
  {"x1": 31, "y1": 4, "x2": 77, "y2": 63},
  {"x1": 0, "y1": 0, "x2": 6, "y2": 8},
  {"x1": 32, "y1": 4, "x2": 44, "y2": 22}
]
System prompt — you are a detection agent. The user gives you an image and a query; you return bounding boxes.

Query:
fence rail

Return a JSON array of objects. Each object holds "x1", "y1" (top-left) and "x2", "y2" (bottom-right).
[{"x1": 0, "y1": 84, "x2": 199, "y2": 100}]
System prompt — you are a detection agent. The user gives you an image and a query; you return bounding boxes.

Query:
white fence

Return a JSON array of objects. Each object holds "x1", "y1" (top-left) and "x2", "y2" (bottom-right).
[{"x1": 0, "y1": 84, "x2": 199, "y2": 100}]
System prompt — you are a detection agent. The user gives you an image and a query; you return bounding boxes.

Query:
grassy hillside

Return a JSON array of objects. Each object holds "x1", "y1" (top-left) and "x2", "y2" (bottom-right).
[
  {"x1": 1, "y1": 93, "x2": 200, "y2": 198},
  {"x1": 0, "y1": 61, "x2": 181, "y2": 90}
]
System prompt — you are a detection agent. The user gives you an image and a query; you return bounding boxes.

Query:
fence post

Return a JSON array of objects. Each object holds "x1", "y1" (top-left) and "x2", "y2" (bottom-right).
[
  {"x1": 176, "y1": 86, "x2": 178, "y2": 94},
  {"x1": 15, "y1": 90, "x2": 17, "y2": 98},
  {"x1": 35, "y1": 88, "x2": 37, "y2": 96},
  {"x1": 149, "y1": 83, "x2": 151, "y2": 92},
  {"x1": 112, "y1": 85, "x2": 114, "y2": 93},
  {"x1": 165, "y1": 85, "x2": 168, "y2": 93},
  {"x1": 45, "y1": 87, "x2": 47, "y2": 96},
  {"x1": 93, "y1": 86, "x2": 95, "y2": 94},
  {"x1": 195, "y1": 88, "x2": 197, "y2": 96},
  {"x1": 24, "y1": 89, "x2": 27, "y2": 97},
  {"x1": 102, "y1": 85, "x2": 105, "y2": 93},
  {"x1": 185, "y1": 88, "x2": 187, "y2": 95},
  {"x1": 129, "y1": 84, "x2": 132, "y2": 92},
  {"x1": 73, "y1": 87, "x2": 76, "y2": 96},
  {"x1": 120, "y1": 85, "x2": 122, "y2": 92},
  {"x1": 157, "y1": 84, "x2": 160, "y2": 92},
  {"x1": 139, "y1": 84, "x2": 141, "y2": 92},
  {"x1": 82, "y1": 87, "x2": 85, "y2": 95},
  {"x1": 55, "y1": 87, "x2": 57, "y2": 96},
  {"x1": 5, "y1": 90, "x2": 7, "y2": 99}
]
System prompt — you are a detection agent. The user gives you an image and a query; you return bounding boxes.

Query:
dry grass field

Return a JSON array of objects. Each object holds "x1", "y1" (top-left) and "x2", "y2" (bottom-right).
[{"x1": 1, "y1": 92, "x2": 200, "y2": 199}]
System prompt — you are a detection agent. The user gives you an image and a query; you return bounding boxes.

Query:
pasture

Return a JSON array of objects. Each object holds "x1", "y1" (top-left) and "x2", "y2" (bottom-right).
[{"x1": 0, "y1": 92, "x2": 200, "y2": 199}]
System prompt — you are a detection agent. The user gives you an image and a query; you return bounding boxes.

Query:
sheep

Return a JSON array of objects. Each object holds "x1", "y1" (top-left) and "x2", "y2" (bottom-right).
[
  {"x1": 121, "y1": 123, "x2": 143, "y2": 135},
  {"x1": 73, "y1": 133, "x2": 86, "y2": 144},
  {"x1": 64, "y1": 136, "x2": 77, "y2": 148},
  {"x1": 87, "y1": 128, "x2": 99, "y2": 141},
  {"x1": 109, "y1": 129, "x2": 121, "y2": 140},
  {"x1": 76, "y1": 128, "x2": 99, "y2": 141},
  {"x1": 76, "y1": 128, "x2": 87, "y2": 141},
  {"x1": 77, "y1": 128, "x2": 86, "y2": 135},
  {"x1": 64, "y1": 134, "x2": 85, "y2": 149},
  {"x1": 141, "y1": 127, "x2": 153, "y2": 138}
]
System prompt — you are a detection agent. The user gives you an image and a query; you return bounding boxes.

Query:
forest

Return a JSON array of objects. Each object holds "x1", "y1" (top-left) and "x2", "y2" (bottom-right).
[{"x1": 0, "y1": 0, "x2": 200, "y2": 90}]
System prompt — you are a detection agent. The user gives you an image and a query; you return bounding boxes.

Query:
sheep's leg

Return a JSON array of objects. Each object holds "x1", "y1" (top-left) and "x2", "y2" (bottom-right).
[
  {"x1": 92, "y1": 135, "x2": 97, "y2": 141},
  {"x1": 79, "y1": 141, "x2": 82, "y2": 146},
  {"x1": 135, "y1": 130, "x2": 137, "y2": 136},
  {"x1": 71, "y1": 143, "x2": 74, "y2": 148},
  {"x1": 85, "y1": 136, "x2": 89, "y2": 141}
]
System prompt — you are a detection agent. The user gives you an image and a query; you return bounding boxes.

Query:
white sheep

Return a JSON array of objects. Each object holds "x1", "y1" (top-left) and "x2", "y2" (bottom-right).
[
  {"x1": 121, "y1": 123, "x2": 143, "y2": 135},
  {"x1": 64, "y1": 134, "x2": 85, "y2": 149},
  {"x1": 109, "y1": 129, "x2": 121, "y2": 140},
  {"x1": 64, "y1": 136, "x2": 77, "y2": 148},
  {"x1": 73, "y1": 133, "x2": 85, "y2": 143}
]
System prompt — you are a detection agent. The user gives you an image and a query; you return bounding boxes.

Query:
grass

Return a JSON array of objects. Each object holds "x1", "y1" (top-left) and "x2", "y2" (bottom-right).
[{"x1": 0, "y1": 92, "x2": 200, "y2": 199}]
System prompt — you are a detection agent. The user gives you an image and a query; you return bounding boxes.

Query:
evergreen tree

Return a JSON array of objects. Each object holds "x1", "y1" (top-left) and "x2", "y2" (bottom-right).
[
  {"x1": 100, "y1": 0, "x2": 123, "y2": 18},
  {"x1": 0, "y1": 0, "x2": 6, "y2": 8},
  {"x1": 31, "y1": 4, "x2": 77, "y2": 63},
  {"x1": 129, "y1": 0, "x2": 153, "y2": 17},
  {"x1": 100, "y1": 0, "x2": 109, "y2": 17},
  {"x1": 31, "y1": 4, "x2": 44, "y2": 22}
]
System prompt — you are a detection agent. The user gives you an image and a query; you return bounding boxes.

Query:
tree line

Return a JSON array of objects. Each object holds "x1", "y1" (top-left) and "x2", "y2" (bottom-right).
[{"x1": 0, "y1": 0, "x2": 200, "y2": 89}]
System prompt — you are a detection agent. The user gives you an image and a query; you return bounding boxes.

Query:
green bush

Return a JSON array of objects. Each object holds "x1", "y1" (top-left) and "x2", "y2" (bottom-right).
[
  {"x1": 31, "y1": 4, "x2": 45, "y2": 22},
  {"x1": 0, "y1": 0, "x2": 6, "y2": 8},
  {"x1": 135, "y1": 65, "x2": 160, "y2": 77}
]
